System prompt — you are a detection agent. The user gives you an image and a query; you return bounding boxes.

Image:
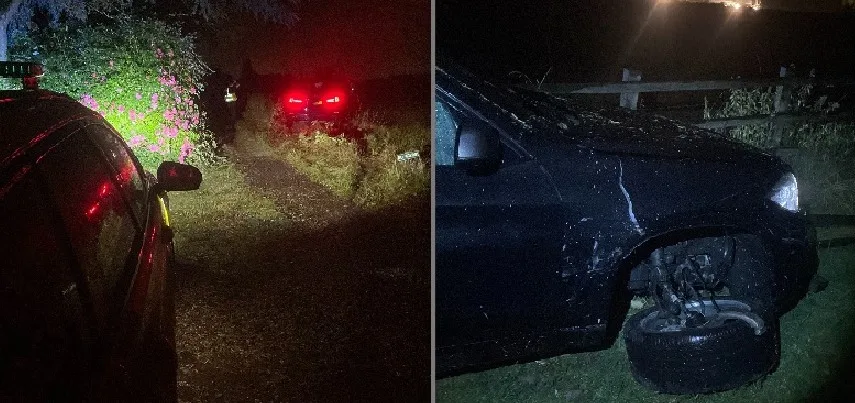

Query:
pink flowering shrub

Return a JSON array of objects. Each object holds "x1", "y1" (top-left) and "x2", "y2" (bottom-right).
[{"x1": 11, "y1": 19, "x2": 209, "y2": 170}]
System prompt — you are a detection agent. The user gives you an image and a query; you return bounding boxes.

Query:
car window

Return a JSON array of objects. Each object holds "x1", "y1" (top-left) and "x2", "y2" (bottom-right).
[
  {"x1": 435, "y1": 100, "x2": 457, "y2": 166},
  {"x1": 0, "y1": 169, "x2": 91, "y2": 396},
  {"x1": 84, "y1": 124, "x2": 147, "y2": 223},
  {"x1": 38, "y1": 130, "x2": 139, "y2": 329}
]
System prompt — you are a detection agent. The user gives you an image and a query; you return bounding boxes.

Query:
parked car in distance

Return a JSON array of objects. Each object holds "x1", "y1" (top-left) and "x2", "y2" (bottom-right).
[
  {"x1": 278, "y1": 78, "x2": 355, "y2": 131},
  {"x1": 0, "y1": 61, "x2": 202, "y2": 401},
  {"x1": 434, "y1": 62, "x2": 818, "y2": 394}
]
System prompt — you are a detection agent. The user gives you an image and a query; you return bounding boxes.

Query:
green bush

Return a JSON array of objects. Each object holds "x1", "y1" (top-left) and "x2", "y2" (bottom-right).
[{"x1": 9, "y1": 18, "x2": 209, "y2": 170}]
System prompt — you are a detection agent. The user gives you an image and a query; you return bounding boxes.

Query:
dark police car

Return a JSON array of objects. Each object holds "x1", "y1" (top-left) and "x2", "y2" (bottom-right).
[
  {"x1": 1, "y1": 62, "x2": 201, "y2": 401},
  {"x1": 435, "y1": 63, "x2": 818, "y2": 394}
]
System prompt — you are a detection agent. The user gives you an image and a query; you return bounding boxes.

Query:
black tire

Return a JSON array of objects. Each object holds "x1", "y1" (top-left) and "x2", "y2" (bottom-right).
[
  {"x1": 624, "y1": 235, "x2": 780, "y2": 394},
  {"x1": 625, "y1": 299, "x2": 779, "y2": 394}
]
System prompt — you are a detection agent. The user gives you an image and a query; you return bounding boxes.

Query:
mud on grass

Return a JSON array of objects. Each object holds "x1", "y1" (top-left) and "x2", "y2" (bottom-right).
[{"x1": 436, "y1": 246, "x2": 855, "y2": 402}]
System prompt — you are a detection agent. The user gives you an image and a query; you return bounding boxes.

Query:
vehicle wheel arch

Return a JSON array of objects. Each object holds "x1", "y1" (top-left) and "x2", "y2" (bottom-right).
[{"x1": 603, "y1": 226, "x2": 772, "y2": 336}]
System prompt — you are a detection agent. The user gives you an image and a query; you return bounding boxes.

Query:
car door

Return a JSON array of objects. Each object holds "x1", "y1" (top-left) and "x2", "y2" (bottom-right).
[
  {"x1": 435, "y1": 92, "x2": 565, "y2": 348},
  {"x1": 37, "y1": 123, "x2": 174, "y2": 400},
  {"x1": 84, "y1": 123, "x2": 177, "y2": 401},
  {"x1": 36, "y1": 122, "x2": 142, "y2": 394}
]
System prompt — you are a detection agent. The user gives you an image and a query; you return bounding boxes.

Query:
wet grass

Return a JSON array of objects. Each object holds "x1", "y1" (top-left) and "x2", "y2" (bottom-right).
[{"x1": 436, "y1": 246, "x2": 855, "y2": 402}]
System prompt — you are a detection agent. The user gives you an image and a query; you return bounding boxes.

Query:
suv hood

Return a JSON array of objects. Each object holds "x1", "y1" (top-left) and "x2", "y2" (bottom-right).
[
  {"x1": 436, "y1": 65, "x2": 775, "y2": 164},
  {"x1": 565, "y1": 106, "x2": 775, "y2": 163},
  {"x1": 505, "y1": 86, "x2": 775, "y2": 164}
]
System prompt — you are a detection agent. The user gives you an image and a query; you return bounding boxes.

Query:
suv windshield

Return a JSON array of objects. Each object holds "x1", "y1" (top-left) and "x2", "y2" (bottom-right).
[{"x1": 436, "y1": 64, "x2": 580, "y2": 138}]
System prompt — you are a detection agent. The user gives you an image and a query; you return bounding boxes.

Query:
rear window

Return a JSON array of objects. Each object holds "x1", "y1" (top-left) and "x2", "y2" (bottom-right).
[
  {"x1": 38, "y1": 130, "x2": 139, "y2": 328},
  {"x1": 84, "y1": 124, "x2": 147, "y2": 224}
]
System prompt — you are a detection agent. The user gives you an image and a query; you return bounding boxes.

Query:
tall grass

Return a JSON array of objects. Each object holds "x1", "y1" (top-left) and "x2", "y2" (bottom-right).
[
  {"x1": 355, "y1": 125, "x2": 431, "y2": 208},
  {"x1": 237, "y1": 93, "x2": 431, "y2": 208},
  {"x1": 284, "y1": 132, "x2": 363, "y2": 199}
]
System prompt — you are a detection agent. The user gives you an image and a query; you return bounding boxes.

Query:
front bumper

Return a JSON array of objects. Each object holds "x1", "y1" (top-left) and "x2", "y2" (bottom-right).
[{"x1": 765, "y1": 208, "x2": 818, "y2": 314}]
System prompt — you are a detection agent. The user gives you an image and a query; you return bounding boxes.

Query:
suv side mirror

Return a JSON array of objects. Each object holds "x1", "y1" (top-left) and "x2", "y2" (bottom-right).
[
  {"x1": 156, "y1": 161, "x2": 203, "y2": 192},
  {"x1": 455, "y1": 120, "x2": 503, "y2": 176}
]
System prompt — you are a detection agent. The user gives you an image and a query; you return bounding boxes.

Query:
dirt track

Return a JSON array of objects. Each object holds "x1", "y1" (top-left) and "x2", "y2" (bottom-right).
[{"x1": 173, "y1": 143, "x2": 431, "y2": 402}]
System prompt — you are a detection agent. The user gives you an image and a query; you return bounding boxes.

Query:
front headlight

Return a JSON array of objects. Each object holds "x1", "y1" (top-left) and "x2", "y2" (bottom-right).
[{"x1": 770, "y1": 172, "x2": 799, "y2": 212}]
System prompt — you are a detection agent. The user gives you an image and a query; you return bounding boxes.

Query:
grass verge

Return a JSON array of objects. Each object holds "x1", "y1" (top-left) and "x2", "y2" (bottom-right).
[{"x1": 282, "y1": 132, "x2": 363, "y2": 199}]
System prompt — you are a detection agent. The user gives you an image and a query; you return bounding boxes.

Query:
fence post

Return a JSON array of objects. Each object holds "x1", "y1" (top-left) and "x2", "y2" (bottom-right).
[
  {"x1": 620, "y1": 68, "x2": 641, "y2": 110},
  {"x1": 772, "y1": 66, "x2": 791, "y2": 147}
]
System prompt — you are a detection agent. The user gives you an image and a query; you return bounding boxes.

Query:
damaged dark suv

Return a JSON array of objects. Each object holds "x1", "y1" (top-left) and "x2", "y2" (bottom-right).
[{"x1": 434, "y1": 64, "x2": 818, "y2": 394}]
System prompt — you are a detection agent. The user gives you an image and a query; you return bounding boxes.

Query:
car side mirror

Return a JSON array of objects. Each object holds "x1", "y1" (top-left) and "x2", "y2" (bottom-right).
[
  {"x1": 156, "y1": 161, "x2": 202, "y2": 192},
  {"x1": 455, "y1": 120, "x2": 503, "y2": 176}
]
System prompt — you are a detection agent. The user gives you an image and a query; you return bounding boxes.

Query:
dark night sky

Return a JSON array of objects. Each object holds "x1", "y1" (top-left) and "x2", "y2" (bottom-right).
[
  {"x1": 197, "y1": 0, "x2": 430, "y2": 80},
  {"x1": 438, "y1": 0, "x2": 855, "y2": 82},
  {"x1": 762, "y1": 0, "x2": 844, "y2": 12}
]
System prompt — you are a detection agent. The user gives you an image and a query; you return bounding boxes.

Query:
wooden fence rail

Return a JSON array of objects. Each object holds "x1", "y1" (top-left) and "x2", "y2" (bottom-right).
[
  {"x1": 520, "y1": 67, "x2": 855, "y2": 135},
  {"x1": 519, "y1": 77, "x2": 855, "y2": 96}
]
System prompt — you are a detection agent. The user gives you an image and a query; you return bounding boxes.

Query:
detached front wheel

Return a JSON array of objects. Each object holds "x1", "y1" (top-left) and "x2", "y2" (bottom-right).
[
  {"x1": 624, "y1": 235, "x2": 780, "y2": 394},
  {"x1": 625, "y1": 299, "x2": 779, "y2": 394}
]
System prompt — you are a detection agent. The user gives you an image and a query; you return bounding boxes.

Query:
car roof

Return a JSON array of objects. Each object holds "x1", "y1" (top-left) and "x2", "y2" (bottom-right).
[
  {"x1": 287, "y1": 79, "x2": 351, "y2": 88},
  {"x1": 0, "y1": 89, "x2": 99, "y2": 172}
]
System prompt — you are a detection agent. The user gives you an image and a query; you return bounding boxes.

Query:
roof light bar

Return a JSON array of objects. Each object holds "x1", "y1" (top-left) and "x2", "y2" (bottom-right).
[
  {"x1": 1, "y1": 62, "x2": 44, "y2": 90},
  {"x1": 0, "y1": 62, "x2": 45, "y2": 79}
]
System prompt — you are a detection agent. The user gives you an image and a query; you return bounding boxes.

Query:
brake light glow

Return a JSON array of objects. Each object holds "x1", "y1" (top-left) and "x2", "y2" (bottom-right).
[
  {"x1": 284, "y1": 91, "x2": 308, "y2": 112},
  {"x1": 321, "y1": 91, "x2": 346, "y2": 111}
]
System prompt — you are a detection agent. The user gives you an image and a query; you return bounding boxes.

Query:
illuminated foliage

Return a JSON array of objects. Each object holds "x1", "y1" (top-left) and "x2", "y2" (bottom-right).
[{"x1": 10, "y1": 18, "x2": 209, "y2": 170}]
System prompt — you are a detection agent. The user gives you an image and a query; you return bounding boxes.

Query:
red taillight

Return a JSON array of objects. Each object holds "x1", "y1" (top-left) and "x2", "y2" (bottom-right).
[
  {"x1": 322, "y1": 92, "x2": 345, "y2": 111},
  {"x1": 284, "y1": 91, "x2": 308, "y2": 112}
]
